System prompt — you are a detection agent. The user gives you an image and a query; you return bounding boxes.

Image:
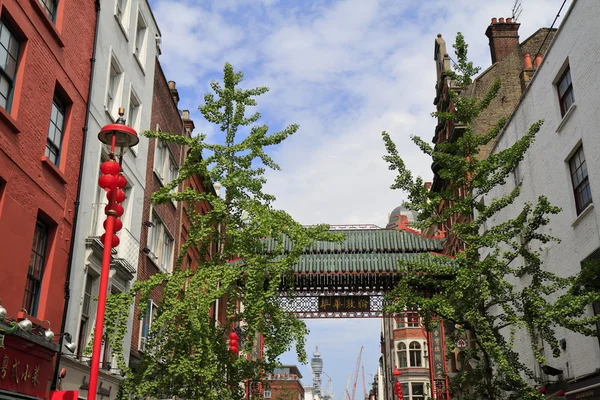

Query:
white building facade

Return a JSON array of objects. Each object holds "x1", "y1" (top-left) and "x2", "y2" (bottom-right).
[
  {"x1": 58, "y1": 0, "x2": 160, "y2": 397},
  {"x1": 484, "y1": 0, "x2": 600, "y2": 397}
]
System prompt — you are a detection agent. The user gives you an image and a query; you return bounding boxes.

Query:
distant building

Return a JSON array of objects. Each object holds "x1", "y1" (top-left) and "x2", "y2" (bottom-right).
[{"x1": 264, "y1": 365, "x2": 304, "y2": 400}]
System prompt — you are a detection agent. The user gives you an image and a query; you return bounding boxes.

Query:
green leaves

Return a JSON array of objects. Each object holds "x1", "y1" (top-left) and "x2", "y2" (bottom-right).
[
  {"x1": 100, "y1": 63, "x2": 337, "y2": 400},
  {"x1": 381, "y1": 34, "x2": 598, "y2": 399}
]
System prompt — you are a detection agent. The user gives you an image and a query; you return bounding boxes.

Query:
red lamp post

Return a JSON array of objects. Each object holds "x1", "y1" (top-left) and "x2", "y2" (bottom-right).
[
  {"x1": 87, "y1": 108, "x2": 138, "y2": 400},
  {"x1": 392, "y1": 368, "x2": 404, "y2": 400}
]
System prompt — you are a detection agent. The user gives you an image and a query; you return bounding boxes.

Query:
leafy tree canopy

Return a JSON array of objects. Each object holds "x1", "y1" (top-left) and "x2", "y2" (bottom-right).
[
  {"x1": 381, "y1": 33, "x2": 600, "y2": 400},
  {"x1": 98, "y1": 63, "x2": 339, "y2": 400}
]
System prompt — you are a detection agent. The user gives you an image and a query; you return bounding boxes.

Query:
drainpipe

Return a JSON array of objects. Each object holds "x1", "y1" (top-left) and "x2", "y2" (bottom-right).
[{"x1": 51, "y1": 0, "x2": 101, "y2": 390}]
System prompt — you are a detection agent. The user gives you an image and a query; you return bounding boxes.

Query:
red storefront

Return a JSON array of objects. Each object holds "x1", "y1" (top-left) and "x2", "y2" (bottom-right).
[{"x1": 0, "y1": 327, "x2": 57, "y2": 399}]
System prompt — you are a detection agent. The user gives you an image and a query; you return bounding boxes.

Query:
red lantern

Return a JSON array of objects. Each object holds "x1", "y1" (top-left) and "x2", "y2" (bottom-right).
[
  {"x1": 104, "y1": 218, "x2": 123, "y2": 232},
  {"x1": 98, "y1": 175, "x2": 117, "y2": 191},
  {"x1": 100, "y1": 160, "x2": 120, "y2": 175},
  {"x1": 107, "y1": 189, "x2": 126, "y2": 203},
  {"x1": 100, "y1": 233, "x2": 120, "y2": 248},
  {"x1": 116, "y1": 175, "x2": 127, "y2": 189},
  {"x1": 105, "y1": 204, "x2": 124, "y2": 217},
  {"x1": 230, "y1": 346, "x2": 238, "y2": 354},
  {"x1": 229, "y1": 339, "x2": 237, "y2": 347}
]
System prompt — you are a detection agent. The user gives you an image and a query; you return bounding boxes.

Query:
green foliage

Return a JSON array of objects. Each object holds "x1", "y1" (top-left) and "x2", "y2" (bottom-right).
[
  {"x1": 381, "y1": 34, "x2": 600, "y2": 399},
  {"x1": 97, "y1": 63, "x2": 339, "y2": 400}
]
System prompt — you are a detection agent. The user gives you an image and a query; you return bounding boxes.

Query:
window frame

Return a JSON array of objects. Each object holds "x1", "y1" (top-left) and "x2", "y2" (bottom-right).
[
  {"x1": 557, "y1": 66, "x2": 575, "y2": 117},
  {"x1": 148, "y1": 213, "x2": 174, "y2": 273},
  {"x1": 140, "y1": 299, "x2": 158, "y2": 351},
  {"x1": 263, "y1": 389, "x2": 272, "y2": 399},
  {"x1": 409, "y1": 341, "x2": 422, "y2": 367},
  {"x1": 45, "y1": 94, "x2": 66, "y2": 166},
  {"x1": 106, "y1": 57, "x2": 124, "y2": 120},
  {"x1": 24, "y1": 221, "x2": 49, "y2": 316},
  {"x1": 134, "y1": 11, "x2": 148, "y2": 64},
  {"x1": 154, "y1": 140, "x2": 179, "y2": 192},
  {"x1": 77, "y1": 273, "x2": 95, "y2": 358},
  {"x1": 0, "y1": 19, "x2": 20, "y2": 112},
  {"x1": 397, "y1": 342, "x2": 408, "y2": 368},
  {"x1": 569, "y1": 145, "x2": 592, "y2": 215},
  {"x1": 38, "y1": 0, "x2": 58, "y2": 22}
]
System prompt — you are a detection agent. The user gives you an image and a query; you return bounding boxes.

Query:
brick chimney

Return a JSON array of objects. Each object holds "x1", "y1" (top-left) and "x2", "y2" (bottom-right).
[
  {"x1": 485, "y1": 17, "x2": 521, "y2": 64},
  {"x1": 168, "y1": 80, "x2": 180, "y2": 105},
  {"x1": 182, "y1": 110, "x2": 195, "y2": 136}
]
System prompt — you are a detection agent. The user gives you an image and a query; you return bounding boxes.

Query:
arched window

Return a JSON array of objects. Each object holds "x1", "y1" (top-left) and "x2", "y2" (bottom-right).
[
  {"x1": 397, "y1": 342, "x2": 407, "y2": 368},
  {"x1": 409, "y1": 341, "x2": 422, "y2": 367}
]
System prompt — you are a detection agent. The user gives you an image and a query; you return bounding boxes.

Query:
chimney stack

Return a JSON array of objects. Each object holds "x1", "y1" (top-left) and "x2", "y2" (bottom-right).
[
  {"x1": 485, "y1": 17, "x2": 521, "y2": 64},
  {"x1": 168, "y1": 80, "x2": 180, "y2": 105},
  {"x1": 182, "y1": 109, "x2": 195, "y2": 136}
]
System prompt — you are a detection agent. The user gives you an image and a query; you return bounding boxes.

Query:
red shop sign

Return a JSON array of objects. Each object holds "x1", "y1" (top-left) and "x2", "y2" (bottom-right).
[{"x1": 0, "y1": 331, "x2": 56, "y2": 399}]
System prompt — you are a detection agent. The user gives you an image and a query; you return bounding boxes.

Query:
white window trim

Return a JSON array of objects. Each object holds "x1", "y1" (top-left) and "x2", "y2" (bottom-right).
[
  {"x1": 147, "y1": 211, "x2": 175, "y2": 273},
  {"x1": 115, "y1": 0, "x2": 131, "y2": 36},
  {"x1": 105, "y1": 54, "x2": 124, "y2": 122},
  {"x1": 154, "y1": 139, "x2": 180, "y2": 202},
  {"x1": 139, "y1": 299, "x2": 157, "y2": 351},
  {"x1": 134, "y1": 10, "x2": 148, "y2": 71}
]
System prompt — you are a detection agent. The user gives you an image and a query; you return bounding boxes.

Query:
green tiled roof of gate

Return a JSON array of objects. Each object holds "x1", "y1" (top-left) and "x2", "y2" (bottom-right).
[
  {"x1": 293, "y1": 252, "x2": 445, "y2": 274},
  {"x1": 263, "y1": 229, "x2": 444, "y2": 254}
]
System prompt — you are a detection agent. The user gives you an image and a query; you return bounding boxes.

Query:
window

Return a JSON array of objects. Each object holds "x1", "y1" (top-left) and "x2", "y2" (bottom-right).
[
  {"x1": 263, "y1": 389, "x2": 271, "y2": 399},
  {"x1": 557, "y1": 67, "x2": 574, "y2": 117},
  {"x1": 149, "y1": 214, "x2": 174, "y2": 272},
  {"x1": 77, "y1": 274, "x2": 95, "y2": 358},
  {"x1": 593, "y1": 302, "x2": 600, "y2": 347},
  {"x1": 115, "y1": 0, "x2": 129, "y2": 27},
  {"x1": 140, "y1": 300, "x2": 157, "y2": 351},
  {"x1": 106, "y1": 58, "x2": 123, "y2": 119},
  {"x1": 38, "y1": 0, "x2": 58, "y2": 22},
  {"x1": 401, "y1": 383, "x2": 409, "y2": 397},
  {"x1": 24, "y1": 221, "x2": 48, "y2": 316},
  {"x1": 397, "y1": 342, "x2": 407, "y2": 368},
  {"x1": 45, "y1": 95, "x2": 66, "y2": 165},
  {"x1": 134, "y1": 12, "x2": 147, "y2": 63},
  {"x1": 569, "y1": 146, "x2": 592, "y2": 214},
  {"x1": 154, "y1": 140, "x2": 179, "y2": 190},
  {"x1": 0, "y1": 21, "x2": 20, "y2": 111},
  {"x1": 409, "y1": 341, "x2": 422, "y2": 367},
  {"x1": 411, "y1": 383, "x2": 425, "y2": 400},
  {"x1": 395, "y1": 310, "x2": 420, "y2": 328},
  {"x1": 513, "y1": 162, "x2": 522, "y2": 187},
  {"x1": 128, "y1": 90, "x2": 141, "y2": 131}
]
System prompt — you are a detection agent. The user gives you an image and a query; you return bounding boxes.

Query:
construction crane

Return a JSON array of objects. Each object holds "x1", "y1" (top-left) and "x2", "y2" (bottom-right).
[
  {"x1": 344, "y1": 346, "x2": 364, "y2": 400},
  {"x1": 362, "y1": 366, "x2": 367, "y2": 400}
]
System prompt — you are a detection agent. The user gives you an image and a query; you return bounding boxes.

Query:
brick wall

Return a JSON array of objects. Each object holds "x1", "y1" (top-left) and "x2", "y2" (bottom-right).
[
  {"x1": 0, "y1": 0, "x2": 95, "y2": 327},
  {"x1": 130, "y1": 60, "x2": 184, "y2": 357}
]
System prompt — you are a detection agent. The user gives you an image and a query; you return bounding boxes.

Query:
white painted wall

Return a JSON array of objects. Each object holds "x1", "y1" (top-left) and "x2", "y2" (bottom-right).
[
  {"x1": 484, "y1": 0, "x2": 600, "y2": 384},
  {"x1": 62, "y1": 0, "x2": 160, "y2": 375}
]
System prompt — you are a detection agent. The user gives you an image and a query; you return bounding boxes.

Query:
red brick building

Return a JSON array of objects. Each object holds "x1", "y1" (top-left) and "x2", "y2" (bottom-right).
[
  {"x1": 264, "y1": 366, "x2": 304, "y2": 400},
  {"x1": 129, "y1": 63, "x2": 186, "y2": 360},
  {"x1": 0, "y1": 0, "x2": 96, "y2": 398}
]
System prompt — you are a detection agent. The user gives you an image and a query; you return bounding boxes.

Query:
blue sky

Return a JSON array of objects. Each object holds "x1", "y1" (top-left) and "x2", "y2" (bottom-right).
[{"x1": 148, "y1": 0, "x2": 566, "y2": 396}]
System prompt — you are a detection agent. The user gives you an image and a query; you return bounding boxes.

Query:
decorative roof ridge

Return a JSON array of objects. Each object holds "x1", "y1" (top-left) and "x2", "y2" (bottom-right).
[{"x1": 390, "y1": 218, "x2": 446, "y2": 240}]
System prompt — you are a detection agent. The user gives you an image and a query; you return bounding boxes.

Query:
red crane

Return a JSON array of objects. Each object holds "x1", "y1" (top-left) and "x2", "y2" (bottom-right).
[
  {"x1": 346, "y1": 346, "x2": 365, "y2": 400},
  {"x1": 362, "y1": 366, "x2": 367, "y2": 400}
]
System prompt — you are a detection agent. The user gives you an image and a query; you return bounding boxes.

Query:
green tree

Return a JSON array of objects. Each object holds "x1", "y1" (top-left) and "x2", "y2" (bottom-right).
[
  {"x1": 100, "y1": 63, "x2": 338, "y2": 400},
  {"x1": 381, "y1": 33, "x2": 600, "y2": 399}
]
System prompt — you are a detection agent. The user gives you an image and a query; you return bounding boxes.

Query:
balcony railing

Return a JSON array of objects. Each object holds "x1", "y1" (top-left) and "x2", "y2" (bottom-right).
[{"x1": 89, "y1": 202, "x2": 140, "y2": 274}]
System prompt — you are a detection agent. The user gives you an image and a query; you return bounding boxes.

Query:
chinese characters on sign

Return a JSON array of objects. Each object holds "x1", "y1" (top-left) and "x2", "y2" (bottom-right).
[
  {"x1": 0, "y1": 352, "x2": 40, "y2": 387},
  {"x1": 317, "y1": 296, "x2": 371, "y2": 313},
  {"x1": 431, "y1": 324, "x2": 445, "y2": 379}
]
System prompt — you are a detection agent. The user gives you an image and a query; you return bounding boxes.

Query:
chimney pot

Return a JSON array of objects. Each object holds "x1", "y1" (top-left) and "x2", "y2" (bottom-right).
[
  {"x1": 168, "y1": 81, "x2": 176, "y2": 90},
  {"x1": 491, "y1": 17, "x2": 497, "y2": 24},
  {"x1": 535, "y1": 54, "x2": 543, "y2": 67},
  {"x1": 485, "y1": 17, "x2": 521, "y2": 64},
  {"x1": 523, "y1": 53, "x2": 533, "y2": 69},
  {"x1": 506, "y1": 17, "x2": 512, "y2": 23},
  {"x1": 499, "y1": 17, "x2": 505, "y2": 23}
]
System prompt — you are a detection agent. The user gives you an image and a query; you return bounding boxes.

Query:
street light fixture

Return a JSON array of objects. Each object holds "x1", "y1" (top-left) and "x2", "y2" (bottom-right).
[{"x1": 87, "y1": 108, "x2": 138, "y2": 400}]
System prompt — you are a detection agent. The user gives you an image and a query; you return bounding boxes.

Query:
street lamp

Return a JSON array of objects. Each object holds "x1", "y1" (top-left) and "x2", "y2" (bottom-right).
[
  {"x1": 87, "y1": 108, "x2": 138, "y2": 400},
  {"x1": 392, "y1": 368, "x2": 404, "y2": 400}
]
